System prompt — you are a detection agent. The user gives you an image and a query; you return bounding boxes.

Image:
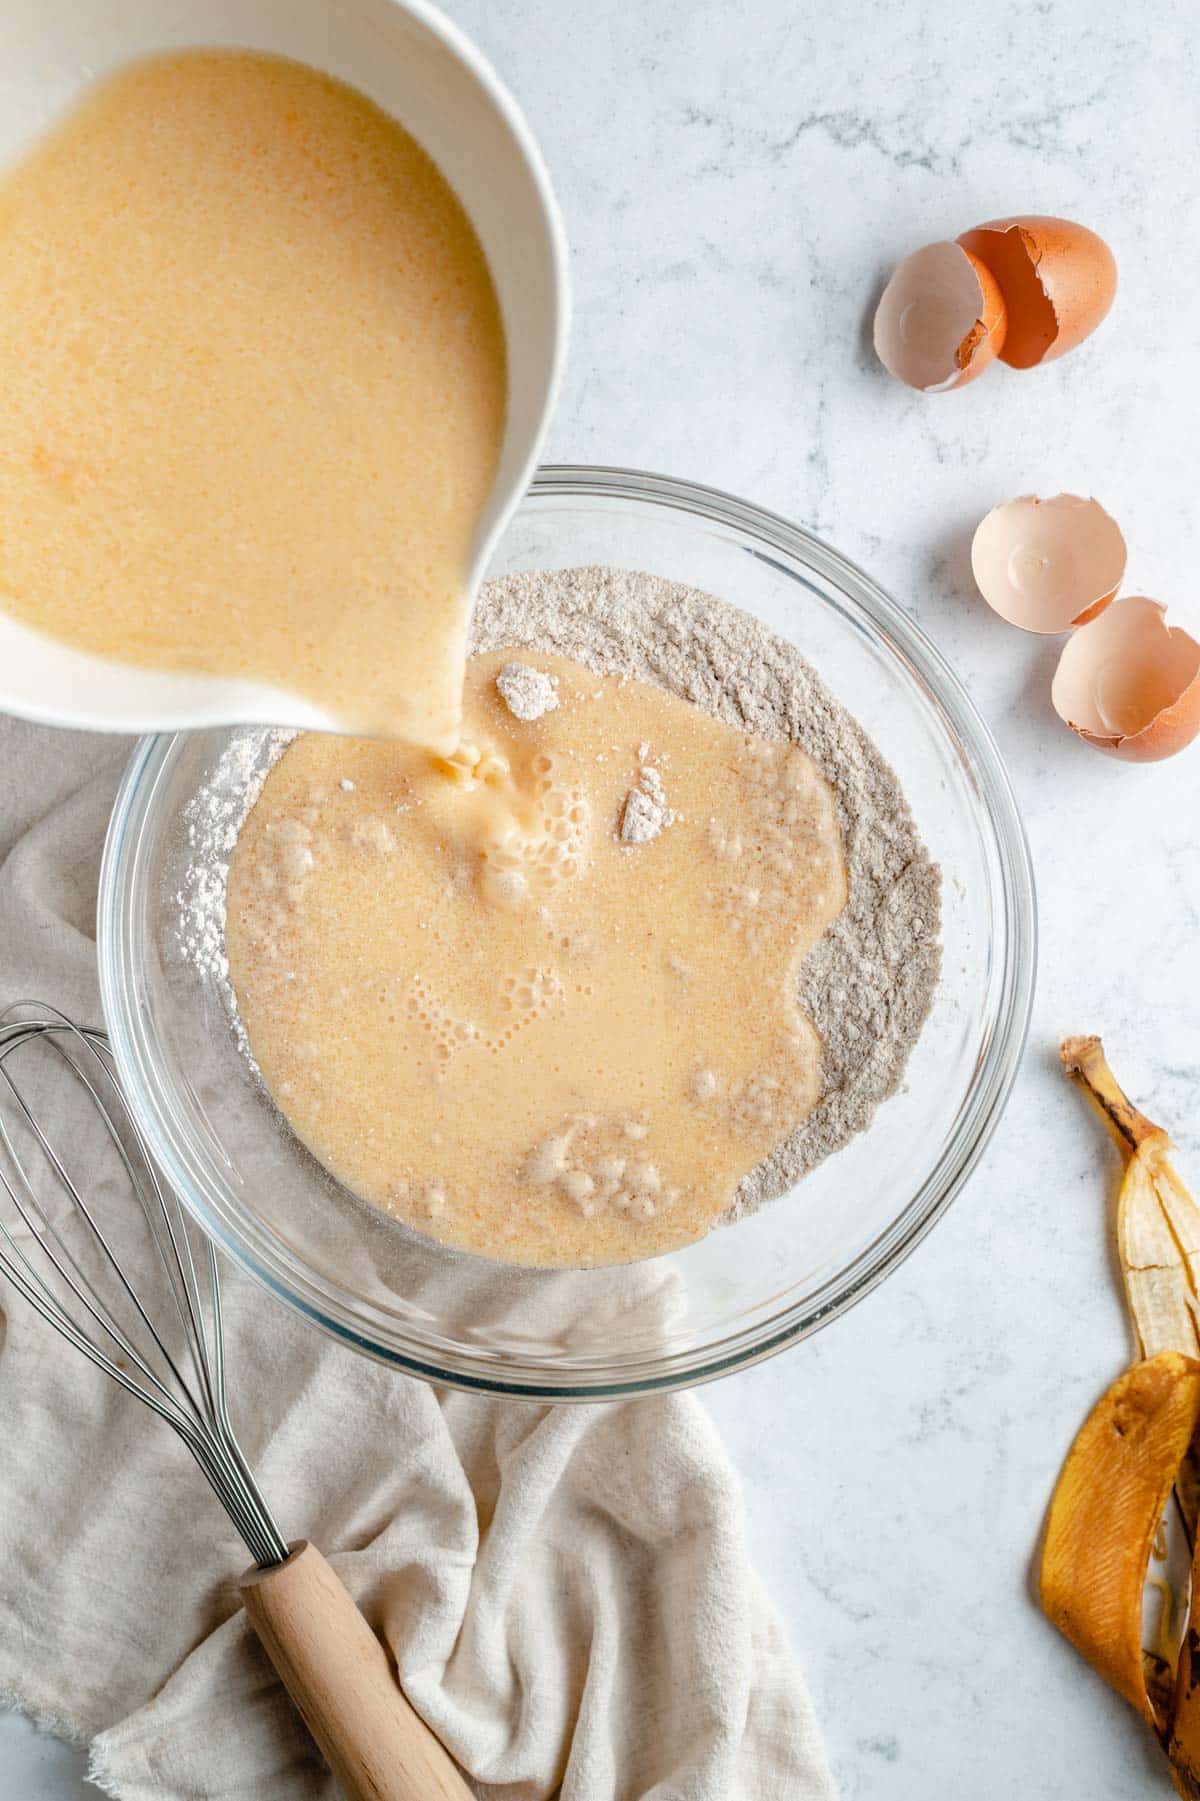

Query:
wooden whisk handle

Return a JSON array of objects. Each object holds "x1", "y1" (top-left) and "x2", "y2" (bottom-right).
[{"x1": 240, "y1": 1541, "x2": 472, "y2": 1801}]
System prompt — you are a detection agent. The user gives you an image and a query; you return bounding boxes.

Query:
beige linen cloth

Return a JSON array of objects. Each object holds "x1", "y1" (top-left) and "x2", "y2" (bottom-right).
[{"x1": 0, "y1": 716, "x2": 835, "y2": 1801}]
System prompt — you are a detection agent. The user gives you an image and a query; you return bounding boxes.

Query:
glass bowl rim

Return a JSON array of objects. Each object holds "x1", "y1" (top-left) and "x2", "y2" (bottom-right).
[{"x1": 97, "y1": 462, "x2": 1037, "y2": 1401}]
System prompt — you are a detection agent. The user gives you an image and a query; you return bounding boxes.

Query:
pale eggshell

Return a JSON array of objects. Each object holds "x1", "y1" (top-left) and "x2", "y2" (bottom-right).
[
  {"x1": 957, "y1": 216, "x2": 1116, "y2": 369},
  {"x1": 971, "y1": 494, "x2": 1126, "y2": 633},
  {"x1": 1051, "y1": 596, "x2": 1200, "y2": 762},
  {"x1": 873, "y1": 241, "x2": 1007, "y2": 392}
]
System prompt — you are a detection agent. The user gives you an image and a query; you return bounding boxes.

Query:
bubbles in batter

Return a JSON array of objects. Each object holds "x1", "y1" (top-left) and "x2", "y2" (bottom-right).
[{"x1": 224, "y1": 648, "x2": 848, "y2": 1268}]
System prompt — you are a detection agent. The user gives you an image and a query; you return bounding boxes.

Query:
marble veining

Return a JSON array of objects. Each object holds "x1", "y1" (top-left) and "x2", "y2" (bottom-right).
[{"x1": 3, "y1": 0, "x2": 1197, "y2": 1794}]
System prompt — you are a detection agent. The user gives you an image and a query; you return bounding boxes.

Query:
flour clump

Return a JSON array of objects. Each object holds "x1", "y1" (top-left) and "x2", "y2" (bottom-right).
[
  {"x1": 496, "y1": 661, "x2": 559, "y2": 721},
  {"x1": 619, "y1": 761, "x2": 675, "y2": 845}
]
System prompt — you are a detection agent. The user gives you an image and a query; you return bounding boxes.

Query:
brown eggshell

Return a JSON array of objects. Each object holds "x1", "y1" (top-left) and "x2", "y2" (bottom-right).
[
  {"x1": 873, "y1": 241, "x2": 1007, "y2": 391},
  {"x1": 1051, "y1": 596, "x2": 1200, "y2": 762},
  {"x1": 971, "y1": 493, "x2": 1126, "y2": 633},
  {"x1": 957, "y1": 216, "x2": 1117, "y2": 369}
]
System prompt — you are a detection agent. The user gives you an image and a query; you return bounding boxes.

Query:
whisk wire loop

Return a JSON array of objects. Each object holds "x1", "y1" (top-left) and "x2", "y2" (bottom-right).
[{"x1": 0, "y1": 1004, "x2": 289, "y2": 1567}]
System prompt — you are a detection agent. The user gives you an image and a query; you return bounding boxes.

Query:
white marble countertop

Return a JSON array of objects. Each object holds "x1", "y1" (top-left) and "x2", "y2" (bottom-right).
[{"x1": 4, "y1": 0, "x2": 1198, "y2": 1794}]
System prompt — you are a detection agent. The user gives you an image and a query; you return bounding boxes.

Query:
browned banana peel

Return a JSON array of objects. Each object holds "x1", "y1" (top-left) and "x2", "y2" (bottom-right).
[
  {"x1": 1044, "y1": 1040, "x2": 1200, "y2": 1795},
  {"x1": 1061, "y1": 1035, "x2": 1200, "y2": 1364},
  {"x1": 1062, "y1": 1035, "x2": 1200, "y2": 1535},
  {"x1": 1040, "y1": 1352, "x2": 1200, "y2": 1731},
  {"x1": 1173, "y1": 1627, "x2": 1200, "y2": 1797}
]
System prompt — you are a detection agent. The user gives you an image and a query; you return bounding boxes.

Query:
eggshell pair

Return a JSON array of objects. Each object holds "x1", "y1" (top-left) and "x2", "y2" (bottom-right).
[
  {"x1": 972, "y1": 493, "x2": 1200, "y2": 762},
  {"x1": 874, "y1": 216, "x2": 1116, "y2": 392}
]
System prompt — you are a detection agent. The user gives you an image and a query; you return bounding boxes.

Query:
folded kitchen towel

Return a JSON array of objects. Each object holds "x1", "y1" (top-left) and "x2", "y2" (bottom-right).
[{"x1": 0, "y1": 715, "x2": 836, "y2": 1801}]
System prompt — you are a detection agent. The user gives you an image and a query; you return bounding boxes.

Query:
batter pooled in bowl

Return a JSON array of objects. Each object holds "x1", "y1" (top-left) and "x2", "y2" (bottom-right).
[
  {"x1": 0, "y1": 51, "x2": 506, "y2": 747},
  {"x1": 224, "y1": 650, "x2": 848, "y2": 1267}
]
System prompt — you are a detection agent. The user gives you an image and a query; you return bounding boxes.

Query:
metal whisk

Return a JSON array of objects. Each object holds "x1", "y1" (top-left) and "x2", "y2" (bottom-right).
[
  {"x1": 0, "y1": 1001, "x2": 288, "y2": 1566},
  {"x1": 0, "y1": 999, "x2": 472, "y2": 1801}
]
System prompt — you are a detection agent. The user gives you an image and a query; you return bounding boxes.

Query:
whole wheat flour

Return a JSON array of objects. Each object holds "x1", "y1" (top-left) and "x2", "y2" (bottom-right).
[
  {"x1": 181, "y1": 564, "x2": 941, "y2": 1225},
  {"x1": 470, "y1": 566, "x2": 942, "y2": 1220}
]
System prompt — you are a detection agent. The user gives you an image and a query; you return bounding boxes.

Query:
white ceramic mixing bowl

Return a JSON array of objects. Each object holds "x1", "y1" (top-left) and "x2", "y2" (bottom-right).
[{"x1": 0, "y1": 0, "x2": 568, "y2": 733}]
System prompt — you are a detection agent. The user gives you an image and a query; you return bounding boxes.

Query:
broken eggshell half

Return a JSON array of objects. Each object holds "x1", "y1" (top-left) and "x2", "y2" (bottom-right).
[
  {"x1": 872, "y1": 241, "x2": 1007, "y2": 392},
  {"x1": 956, "y1": 216, "x2": 1117, "y2": 370},
  {"x1": 971, "y1": 493, "x2": 1126, "y2": 633},
  {"x1": 1051, "y1": 596, "x2": 1200, "y2": 762}
]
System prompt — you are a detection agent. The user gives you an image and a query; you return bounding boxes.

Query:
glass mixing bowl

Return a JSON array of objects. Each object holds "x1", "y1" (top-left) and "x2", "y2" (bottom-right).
[{"x1": 97, "y1": 466, "x2": 1036, "y2": 1399}]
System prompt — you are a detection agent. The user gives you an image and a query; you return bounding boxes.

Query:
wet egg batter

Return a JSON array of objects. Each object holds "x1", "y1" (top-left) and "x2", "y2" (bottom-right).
[
  {"x1": 0, "y1": 50, "x2": 506, "y2": 747},
  {"x1": 225, "y1": 650, "x2": 848, "y2": 1267}
]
